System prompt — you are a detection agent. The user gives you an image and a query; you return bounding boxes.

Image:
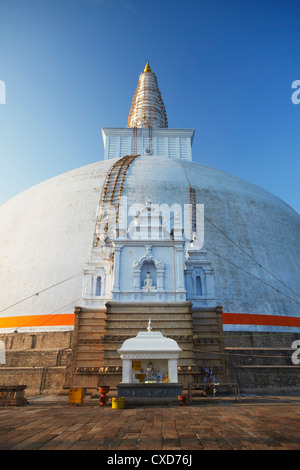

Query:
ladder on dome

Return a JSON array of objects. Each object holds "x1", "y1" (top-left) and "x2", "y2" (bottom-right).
[
  {"x1": 93, "y1": 154, "x2": 139, "y2": 249},
  {"x1": 69, "y1": 153, "x2": 139, "y2": 389},
  {"x1": 189, "y1": 187, "x2": 197, "y2": 240}
]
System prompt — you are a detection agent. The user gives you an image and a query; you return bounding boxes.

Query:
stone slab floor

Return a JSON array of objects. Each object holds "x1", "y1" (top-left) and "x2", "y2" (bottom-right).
[{"x1": 0, "y1": 395, "x2": 299, "y2": 451}]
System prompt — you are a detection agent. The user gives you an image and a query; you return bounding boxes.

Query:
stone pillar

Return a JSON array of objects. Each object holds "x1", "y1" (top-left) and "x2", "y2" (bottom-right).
[
  {"x1": 112, "y1": 245, "x2": 122, "y2": 292},
  {"x1": 83, "y1": 271, "x2": 93, "y2": 297},
  {"x1": 168, "y1": 359, "x2": 178, "y2": 383},
  {"x1": 133, "y1": 262, "x2": 141, "y2": 291},
  {"x1": 65, "y1": 306, "x2": 81, "y2": 387},
  {"x1": 156, "y1": 264, "x2": 164, "y2": 292},
  {"x1": 175, "y1": 246, "x2": 185, "y2": 292},
  {"x1": 122, "y1": 359, "x2": 132, "y2": 383},
  {"x1": 87, "y1": 274, "x2": 93, "y2": 296},
  {"x1": 206, "y1": 266, "x2": 215, "y2": 300}
]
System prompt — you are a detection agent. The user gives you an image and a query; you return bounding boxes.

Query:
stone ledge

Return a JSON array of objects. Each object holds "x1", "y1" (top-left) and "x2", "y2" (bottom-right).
[{"x1": 0, "y1": 385, "x2": 28, "y2": 406}]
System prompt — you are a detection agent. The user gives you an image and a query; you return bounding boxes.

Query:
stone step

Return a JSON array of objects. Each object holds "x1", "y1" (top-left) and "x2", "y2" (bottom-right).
[
  {"x1": 69, "y1": 304, "x2": 228, "y2": 389},
  {"x1": 0, "y1": 366, "x2": 67, "y2": 395},
  {"x1": 79, "y1": 312, "x2": 106, "y2": 318},
  {"x1": 78, "y1": 320, "x2": 106, "y2": 327},
  {"x1": 105, "y1": 314, "x2": 192, "y2": 321},
  {"x1": 77, "y1": 332, "x2": 105, "y2": 340},
  {"x1": 193, "y1": 326, "x2": 220, "y2": 333},
  {"x1": 0, "y1": 331, "x2": 72, "y2": 351},
  {"x1": 104, "y1": 328, "x2": 194, "y2": 335},
  {"x1": 193, "y1": 343, "x2": 224, "y2": 351},
  {"x1": 0, "y1": 349, "x2": 71, "y2": 368},
  {"x1": 193, "y1": 321, "x2": 220, "y2": 327},
  {"x1": 106, "y1": 303, "x2": 192, "y2": 314},
  {"x1": 75, "y1": 362, "x2": 104, "y2": 368},
  {"x1": 105, "y1": 317, "x2": 193, "y2": 324},
  {"x1": 77, "y1": 326, "x2": 106, "y2": 333},
  {"x1": 76, "y1": 349, "x2": 105, "y2": 357}
]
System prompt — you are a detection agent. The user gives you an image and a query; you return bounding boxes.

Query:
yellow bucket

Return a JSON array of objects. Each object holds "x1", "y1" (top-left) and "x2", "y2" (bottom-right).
[
  {"x1": 118, "y1": 397, "x2": 125, "y2": 409},
  {"x1": 69, "y1": 388, "x2": 84, "y2": 404},
  {"x1": 112, "y1": 397, "x2": 118, "y2": 409}
]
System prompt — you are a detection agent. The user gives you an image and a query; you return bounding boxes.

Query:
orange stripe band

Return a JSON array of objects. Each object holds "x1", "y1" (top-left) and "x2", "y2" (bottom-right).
[
  {"x1": 0, "y1": 313, "x2": 299, "y2": 329},
  {"x1": 222, "y1": 313, "x2": 300, "y2": 328},
  {"x1": 0, "y1": 314, "x2": 75, "y2": 329}
]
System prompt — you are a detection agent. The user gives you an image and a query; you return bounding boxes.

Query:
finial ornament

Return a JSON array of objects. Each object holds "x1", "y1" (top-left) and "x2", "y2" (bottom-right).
[{"x1": 144, "y1": 60, "x2": 152, "y2": 73}]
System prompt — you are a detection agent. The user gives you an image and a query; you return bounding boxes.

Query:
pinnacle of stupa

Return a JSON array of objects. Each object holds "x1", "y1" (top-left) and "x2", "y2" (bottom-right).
[{"x1": 127, "y1": 61, "x2": 168, "y2": 129}]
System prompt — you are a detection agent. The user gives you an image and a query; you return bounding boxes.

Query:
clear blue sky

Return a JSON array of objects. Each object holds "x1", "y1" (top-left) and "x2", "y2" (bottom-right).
[{"x1": 0, "y1": 0, "x2": 299, "y2": 214}]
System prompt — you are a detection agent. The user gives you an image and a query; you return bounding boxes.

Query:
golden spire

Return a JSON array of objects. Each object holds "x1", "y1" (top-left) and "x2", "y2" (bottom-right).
[{"x1": 144, "y1": 60, "x2": 152, "y2": 73}]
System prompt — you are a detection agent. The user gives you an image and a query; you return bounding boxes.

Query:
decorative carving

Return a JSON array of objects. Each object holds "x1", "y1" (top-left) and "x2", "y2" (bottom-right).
[
  {"x1": 132, "y1": 245, "x2": 165, "y2": 293},
  {"x1": 136, "y1": 245, "x2": 164, "y2": 269}
]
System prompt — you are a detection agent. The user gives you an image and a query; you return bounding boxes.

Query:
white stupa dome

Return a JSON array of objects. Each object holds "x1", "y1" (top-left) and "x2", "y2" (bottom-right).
[
  {"x1": 0, "y1": 152, "x2": 299, "y2": 333},
  {"x1": 0, "y1": 60, "x2": 299, "y2": 338}
]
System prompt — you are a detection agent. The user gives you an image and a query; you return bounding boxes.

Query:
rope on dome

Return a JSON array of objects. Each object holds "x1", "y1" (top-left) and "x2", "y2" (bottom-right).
[
  {"x1": 169, "y1": 158, "x2": 300, "y2": 303},
  {"x1": 0, "y1": 273, "x2": 82, "y2": 315},
  {"x1": 205, "y1": 246, "x2": 300, "y2": 307},
  {"x1": 204, "y1": 215, "x2": 300, "y2": 299}
]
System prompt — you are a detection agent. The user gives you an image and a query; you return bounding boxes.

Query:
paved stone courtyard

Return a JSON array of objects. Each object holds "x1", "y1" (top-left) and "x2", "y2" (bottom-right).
[{"x1": 0, "y1": 395, "x2": 299, "y2": 452}]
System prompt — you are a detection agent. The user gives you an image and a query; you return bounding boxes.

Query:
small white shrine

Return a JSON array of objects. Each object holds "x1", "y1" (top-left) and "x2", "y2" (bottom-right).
[{"x1": 118, "y1": 320, "x2": 182, "y2": 384}]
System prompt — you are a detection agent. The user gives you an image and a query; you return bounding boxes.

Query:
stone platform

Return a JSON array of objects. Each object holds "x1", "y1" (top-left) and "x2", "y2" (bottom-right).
[{"x1": 117, "y1": 382, "x2": 183, "y2": 406}]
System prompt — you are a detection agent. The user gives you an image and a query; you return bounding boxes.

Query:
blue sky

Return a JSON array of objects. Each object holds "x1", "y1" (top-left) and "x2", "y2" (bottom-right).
[{"x1": 0, "y1": 0, "x2": 299, "y2": 214}]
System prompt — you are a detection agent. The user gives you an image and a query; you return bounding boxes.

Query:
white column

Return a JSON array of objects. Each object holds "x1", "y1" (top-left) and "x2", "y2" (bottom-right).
[
  {"x1": 89, "y1": 275, "x2": 94, "y2": 296},
  {"x1": 113, "y1": 245, "x2": 122, "y2": 291},
  {"x1": 122, "y1": 359, "x2": 132, "y2": 383},
  {"x1": 168, "y1": 359, "x2": 178, "y2": 383},
  {"x1": 156, "y1": 266, "x2": 164, "y2": 292},
  {"x1": 206, "y1": 268, "x2": 215, "y2": 298},
  {"x1": 176, "y1": 137, "x2": 180, "y2": 159},
  {"x1": 104, "y1": 136, "x2": 109, "y2": 159},
  {"x1": 176, "y1": 247, "x2": 185, "y2": 291},
  {"x1": 133, "y1": 264, "x2": 141, "y2": 291}
]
